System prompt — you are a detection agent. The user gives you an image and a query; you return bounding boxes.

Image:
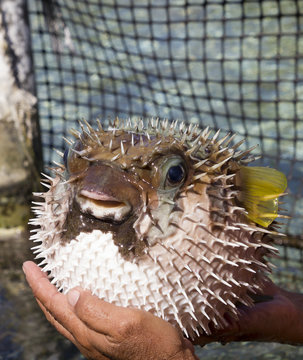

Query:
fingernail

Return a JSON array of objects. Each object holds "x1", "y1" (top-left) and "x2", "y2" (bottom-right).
[
  {"x1": 67, "y1": 289, "x2": 80, "y2": 307},
  {"x1": 22, "y1": 262, "x2": 28, "y2": 275}
]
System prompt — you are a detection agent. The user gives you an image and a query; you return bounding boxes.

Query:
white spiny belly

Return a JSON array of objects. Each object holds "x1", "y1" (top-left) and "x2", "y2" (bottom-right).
[{"x1": 47, "y1": 229, "x2": 210, "y2": 338}]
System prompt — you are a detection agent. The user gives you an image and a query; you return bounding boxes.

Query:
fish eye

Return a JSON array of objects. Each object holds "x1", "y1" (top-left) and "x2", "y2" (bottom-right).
[
  {"x1": 166, "y1": 164, "x2": 185, "y2": 186},
  {"x1": 158, "y1": 156, "x2": 187, "y2": 190},
  {"x1": 63, "y1": 140, "x2": 89, "y2": 175}
]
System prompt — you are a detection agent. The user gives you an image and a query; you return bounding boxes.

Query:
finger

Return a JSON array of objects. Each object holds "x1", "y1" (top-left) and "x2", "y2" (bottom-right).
[
  {"x1": 24, "y1": 262, "x2": 114, "y2": 356},
  {"x1": 71, "y1": 289, "x2": 136, "y2": 337},
  {"x1": 67, "y1": 289, "x2": 130, "y2": 358},
  {"x1": 23, "y1": 260, "x2": 54, "y2": 293},
  {"x1": 23, "y1": 261, "x2": 70, "y2": 317},
  {"x1": 23, "y1": 261, "x2": 87, "y2": 340},
  {"x1": 36, "y1": 299, "x2": 110, "y2": 360},
  {"x1": 36, "y1": 298, "x2": 77, "y2": 344},
  {"x1": 23, "y1": 261, "x2": 78, "y2": 342},
  {"x1": 36, "y1": 298, "x2": 104, "y2": 358},
  {"x1": 23, "y1": 260, "x2": 49, "y2": 281},
  {"x1": 72, "y1": 290, "x2": 198, "y2": 359}
]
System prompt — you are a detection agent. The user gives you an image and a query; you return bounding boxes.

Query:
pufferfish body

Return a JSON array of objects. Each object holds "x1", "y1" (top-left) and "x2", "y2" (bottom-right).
[{"x1": 30, "y1": 118, "x2": 287, "y2": 339}]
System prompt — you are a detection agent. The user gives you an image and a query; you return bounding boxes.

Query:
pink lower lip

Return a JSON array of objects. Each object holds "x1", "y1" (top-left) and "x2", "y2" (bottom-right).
[{"x1": 80, "y1": 189, "x2": 119, "y2": 202}]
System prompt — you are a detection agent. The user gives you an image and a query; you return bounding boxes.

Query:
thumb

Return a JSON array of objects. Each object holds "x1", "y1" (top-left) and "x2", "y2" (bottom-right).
[{"x1": 67, "y1": 288, "x2": 81, "y2": 307}]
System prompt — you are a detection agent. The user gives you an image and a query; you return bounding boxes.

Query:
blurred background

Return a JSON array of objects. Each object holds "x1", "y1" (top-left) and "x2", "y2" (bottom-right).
[{"x1": 1, "y1": 0, "x2": 303, "y2": 358}]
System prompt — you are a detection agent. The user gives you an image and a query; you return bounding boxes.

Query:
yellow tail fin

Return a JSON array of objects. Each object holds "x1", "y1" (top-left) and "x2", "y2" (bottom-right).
[{"x1": 238, "y1": 166, "x2": 287, "y2": 227}]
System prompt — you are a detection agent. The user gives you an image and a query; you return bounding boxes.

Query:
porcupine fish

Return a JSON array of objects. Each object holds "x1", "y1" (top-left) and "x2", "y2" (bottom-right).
[{"x1": 30, "y1": 118, "x2": 287, "y2": 339}]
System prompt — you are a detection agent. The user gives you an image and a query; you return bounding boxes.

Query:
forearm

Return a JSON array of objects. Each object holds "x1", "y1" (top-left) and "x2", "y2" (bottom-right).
[
  {"x1": 234, "y1": 288, "x2": 303, "y2": 345},
  {"x1": 280, "y1": 289, "x2": 303, "y2": 345},
  {"x1": 193, "y1": 283, "x2": 303, "y2": 347}
]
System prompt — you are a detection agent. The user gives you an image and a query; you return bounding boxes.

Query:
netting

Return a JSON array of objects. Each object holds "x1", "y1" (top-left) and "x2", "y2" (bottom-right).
[
  {"x1": 27, "y1": 0, "x2": 303, "y2": 278},
  {"x1": 23, "y1": 1, "x2": 303, "y2": 358}
]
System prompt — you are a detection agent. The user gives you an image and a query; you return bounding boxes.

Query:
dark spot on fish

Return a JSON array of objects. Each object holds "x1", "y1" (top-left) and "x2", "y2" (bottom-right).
[{"x1": 61, "y1": 199, "x2": 147, "y2": 260}]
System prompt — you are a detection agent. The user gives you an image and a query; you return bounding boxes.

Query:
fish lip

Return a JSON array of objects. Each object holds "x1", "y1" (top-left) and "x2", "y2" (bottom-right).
[
  {"x1": 80, "y1": 189, "x2": 121, "y2": 203},
  {"x1": 77, "y1": 190, "x2": 132, "y2": 222}
]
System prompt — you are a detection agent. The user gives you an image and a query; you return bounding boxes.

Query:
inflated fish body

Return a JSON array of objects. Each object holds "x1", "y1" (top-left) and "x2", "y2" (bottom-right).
[{"x1": 30, "y1": 118, "x2": 287, "y2": 339}]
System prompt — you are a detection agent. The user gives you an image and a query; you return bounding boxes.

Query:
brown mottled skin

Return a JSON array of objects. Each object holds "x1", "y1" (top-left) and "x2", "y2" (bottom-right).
[{"x1": 63, "y1": 130, "x2": 196, "y2": 259}]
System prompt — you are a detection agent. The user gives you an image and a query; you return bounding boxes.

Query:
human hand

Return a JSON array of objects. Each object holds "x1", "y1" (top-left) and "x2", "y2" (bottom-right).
[
  {"x1": 23, "y1": 261, "x2": 198, "y2": 360},
  {"x1": 194, "y1": 279, "x2": 303, "y2": 346}
]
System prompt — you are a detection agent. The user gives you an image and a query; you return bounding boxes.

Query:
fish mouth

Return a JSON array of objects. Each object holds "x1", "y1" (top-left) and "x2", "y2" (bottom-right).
[{"x1": 77, "y1": 189, "x2": 132, "y2": 222}]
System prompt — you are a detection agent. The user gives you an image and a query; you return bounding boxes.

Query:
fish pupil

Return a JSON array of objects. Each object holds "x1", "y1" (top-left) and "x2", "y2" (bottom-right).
[
  {"x1": 63, "y1": 148, "x2": 69, "y2": 168},
  {"x1": 167, "y1": 165, "x2": 184, "y2": 184}
]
